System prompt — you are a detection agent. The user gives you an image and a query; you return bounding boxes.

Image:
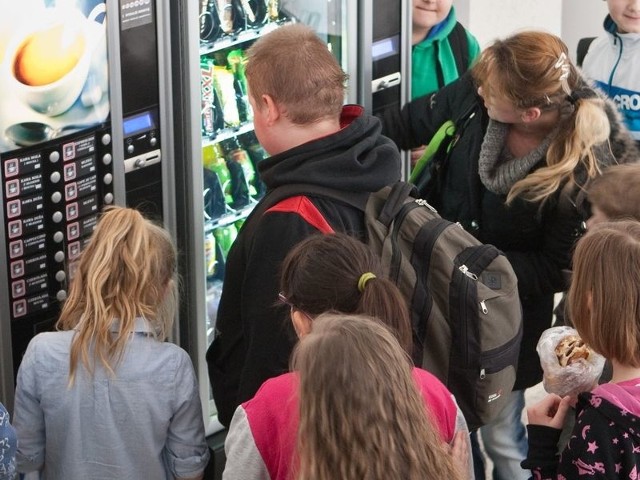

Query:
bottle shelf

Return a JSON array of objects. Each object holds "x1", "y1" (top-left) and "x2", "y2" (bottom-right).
[
  {"x1": 199, "y1": 20, "x2": 288, "y2": 56},
  {"x1": 202, "y1": 122, "x2": 254, "y2": 148},
  {"x1": 204, "y1": 200, "x2": 258, "y2": 232}
]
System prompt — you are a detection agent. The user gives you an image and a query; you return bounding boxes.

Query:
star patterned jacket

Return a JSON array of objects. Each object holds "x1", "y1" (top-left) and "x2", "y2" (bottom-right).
[{"x1": 523, "y1": 379, "x2": 640, "y2": 479}]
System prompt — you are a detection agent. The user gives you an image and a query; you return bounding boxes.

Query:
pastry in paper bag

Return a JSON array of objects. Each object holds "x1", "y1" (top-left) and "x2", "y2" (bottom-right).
[{"x1": 537, "y1": 326, "x2": 605, "y2": 398}]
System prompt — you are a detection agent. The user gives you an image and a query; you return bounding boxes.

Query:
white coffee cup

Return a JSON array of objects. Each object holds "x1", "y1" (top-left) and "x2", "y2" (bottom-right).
[{"x1": 3, "y1": 8, "x2": 102, "y2": 117}]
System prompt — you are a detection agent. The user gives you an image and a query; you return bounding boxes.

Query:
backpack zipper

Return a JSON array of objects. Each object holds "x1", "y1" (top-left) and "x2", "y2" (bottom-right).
[
  {"x1": 454, "y1": 245, "x2": 500, "y2": 368},
  {"x1": 479, "y1": 325, "x2": 523, "y2": 378}
]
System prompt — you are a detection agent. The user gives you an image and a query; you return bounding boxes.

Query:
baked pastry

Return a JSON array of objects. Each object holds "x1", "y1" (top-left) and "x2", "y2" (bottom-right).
[{"x1": 555, "y1": 334, "x2": 590, "y2": 367}]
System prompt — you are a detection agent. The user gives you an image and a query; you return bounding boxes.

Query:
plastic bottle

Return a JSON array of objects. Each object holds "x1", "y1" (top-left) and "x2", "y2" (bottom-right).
[{"x1": 227, "y1": 49, "x2": 252, "y2": 123}]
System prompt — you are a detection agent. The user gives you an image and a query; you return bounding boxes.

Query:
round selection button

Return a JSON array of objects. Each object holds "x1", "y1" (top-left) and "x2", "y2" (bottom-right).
[
  {"x1": 104, "y1": 193, "x2": 114, "y2": 204},
  {"x1": 101, "y1": 133, "x2": 111, "y2": 146},
  {"x1": 56, "y1": 290, "x2": 67, "y2": 302},
  {"x1": 52, "y1": 211, "x2": 63, "y2": 223},
  {"x1": 51, "y1": 191, "x2": 62, "y2": 203},
  {"x1": 50, "y1": 171, "x2": 61, "y2": 183},
  {"x1": 55, "y1": 270, "x2": 66, "y2": 282},
  {"x1": 54, "y1": 251, "x2": 65, "y2": 263},
  {"x1": 53, "y1": 231, "x2": 64, "y2": 243},
  {"x1": 102, "y1": 153, "x2": 113, "y2": 165},
  {"x1": 49, "y1": 151, "x2": 61, "y2": 163}
]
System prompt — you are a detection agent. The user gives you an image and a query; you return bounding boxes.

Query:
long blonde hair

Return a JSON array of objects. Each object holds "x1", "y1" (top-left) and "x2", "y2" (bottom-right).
[
  {"x1": 292, "y1": 313, "x2": 462, "y2": 480},
  {"x1": 56, "y1": 206, "x2": 178, "y2": 384},
  {"x1": 472, "y1": 30, "x2": 611, "y2": 203}
]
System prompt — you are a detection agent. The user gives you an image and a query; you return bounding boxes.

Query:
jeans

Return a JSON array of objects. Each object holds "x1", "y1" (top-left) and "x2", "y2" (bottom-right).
[
  {"x1": 479, "y1": 389, "x2": 530, "y2": 480},
  {"x1": 470, "y1": 430, "x2": 486, "y2": 480}
]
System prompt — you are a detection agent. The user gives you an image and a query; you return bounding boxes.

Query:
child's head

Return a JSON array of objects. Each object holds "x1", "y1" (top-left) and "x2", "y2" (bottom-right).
[
  {"x1": 245, "y1": 24, "x2": 347, "y2": 125},
  {"x1": 607, "y1": 0, "x2": 640, "y2": 34},
  {"x1": 279, "y1": 233, "x2": 412, "y2": 354},
  {"x1": 412, "y1": 0, "x2": 453, "y2": 35},
  {"x1": 58, "y1": 206, "x2": 178, "y2": 380},
  {"x1": 292, "y1": 313, "x2": 460, "y2": 480},
  {"x1": 586, "y1": 163, "x2": 640, "y2": 229},
  {"x1": 568, "y1": 220, "x2": 640, "y2": 366}
]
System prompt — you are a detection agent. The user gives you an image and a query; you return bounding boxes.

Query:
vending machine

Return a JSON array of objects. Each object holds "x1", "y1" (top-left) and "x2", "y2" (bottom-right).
[
  {"x1": 0, "y1": 0, "x2": 175, "y2": 411},
  {"x1": 168, "y1": 0, "x2": 410, "y2": 441}
]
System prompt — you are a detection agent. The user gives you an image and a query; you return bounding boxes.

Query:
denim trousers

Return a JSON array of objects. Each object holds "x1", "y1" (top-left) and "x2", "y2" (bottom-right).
[{"x1": 479, "y1": 389, "x2": 530, "y2": 480}]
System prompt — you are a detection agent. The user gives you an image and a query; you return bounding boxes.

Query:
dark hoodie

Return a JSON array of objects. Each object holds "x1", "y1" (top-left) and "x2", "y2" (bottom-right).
[
  {"x1": 206, "y1": 105, "x2": 401, "y2": 427},
  {"x1": 523, "y1": 379, "x2": 640, "y2": 479}
]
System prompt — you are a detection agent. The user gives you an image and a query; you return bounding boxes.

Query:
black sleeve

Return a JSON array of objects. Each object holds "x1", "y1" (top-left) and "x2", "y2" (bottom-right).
[
  {"x1": 521, "y1": 424, "x2": 562, "y2": 476},
  {"x1": 207, "y1": 210, "x2": 321, "y2": 426},
  {"x1": 379, "y1": 74, "x2": 475, "y2": 150}
]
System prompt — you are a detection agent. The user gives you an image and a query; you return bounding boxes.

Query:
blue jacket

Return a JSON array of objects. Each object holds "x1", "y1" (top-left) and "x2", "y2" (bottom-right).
[{"x1": 582, "y1": 14, "x2": 640, "y2": 143}]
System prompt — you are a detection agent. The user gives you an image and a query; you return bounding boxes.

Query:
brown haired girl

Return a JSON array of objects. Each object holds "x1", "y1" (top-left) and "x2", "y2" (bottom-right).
[
  {"x1": 222, "y1": 232, "x2": 471, "y2": 479},
  {"x1": 294, "y1": 312, "x2": 462, "y2": 480},
  {"x1": 382, "y1": 30, "x2": 638, "y2": 479},
  {"x1": 12, "y1": 207, "x2": 209, "y2": 480},
  {"x1": 524, "y1": 221, "x2": 640, "y2": 478}
]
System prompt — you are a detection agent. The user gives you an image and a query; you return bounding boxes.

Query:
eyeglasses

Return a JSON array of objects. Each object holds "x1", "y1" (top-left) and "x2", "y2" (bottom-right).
[
  {"x1": 278, "y1": 292, "x2": 314, "y2": 322},
  {"x1": 278, "y1": 292, "x2": 292, "y2": 307}
]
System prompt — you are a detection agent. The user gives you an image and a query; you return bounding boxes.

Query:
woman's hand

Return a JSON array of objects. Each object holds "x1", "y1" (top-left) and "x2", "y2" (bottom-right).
[
  {"x1": 526, "y1": 394, "x2": 572, "y2": 429},
  {"x1": 410, "y1": 146, "x2": 427, "y2": 168}
]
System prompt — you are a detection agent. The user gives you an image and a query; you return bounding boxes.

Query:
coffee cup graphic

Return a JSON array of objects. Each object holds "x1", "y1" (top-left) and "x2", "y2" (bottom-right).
[{"x1": 3, "y1": 8, "x2": 104, "y2": 116}]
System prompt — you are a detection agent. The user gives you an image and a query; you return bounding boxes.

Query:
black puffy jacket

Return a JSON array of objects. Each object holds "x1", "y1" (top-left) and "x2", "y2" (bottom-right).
[{"x1": 381, "y1": 73, "x2": 638, "y2": 389}]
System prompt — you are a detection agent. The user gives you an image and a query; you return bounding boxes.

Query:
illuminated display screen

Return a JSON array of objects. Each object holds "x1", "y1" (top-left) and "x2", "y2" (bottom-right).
[
  {"x1": 372, "y1": 35, "x2": 399, "y2": 62},
  {"x1": 123, "y1": 111, "x2": 154, "y2": 136}
]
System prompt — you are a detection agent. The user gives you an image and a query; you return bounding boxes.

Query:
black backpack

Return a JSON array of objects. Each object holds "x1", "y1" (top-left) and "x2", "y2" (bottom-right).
[{"x1": 249, "y1": 181, "x2": 523, "y2": 429}]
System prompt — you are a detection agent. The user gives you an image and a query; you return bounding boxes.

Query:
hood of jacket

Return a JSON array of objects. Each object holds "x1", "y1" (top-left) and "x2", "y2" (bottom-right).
[
  {"x1": 258, "y1": 105, "x2": 401, "y2": 194},
  {"x1": 591, "y1": 382, "x2": 640, "y2": 439}
]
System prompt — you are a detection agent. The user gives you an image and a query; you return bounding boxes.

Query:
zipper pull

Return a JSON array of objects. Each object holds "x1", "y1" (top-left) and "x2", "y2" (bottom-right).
[
  {"x1": 480, "y1": 300, "x2": 488, "y2": 314},
  {"x1": 415, "y1": 198, "x2": 438, "y2": 213},
  {"x1": 480, "y1": 368, "x2": 486, "y2": 380},
  {"x1": 459, "y1": 265, "x2": 478, "y2": 280}
]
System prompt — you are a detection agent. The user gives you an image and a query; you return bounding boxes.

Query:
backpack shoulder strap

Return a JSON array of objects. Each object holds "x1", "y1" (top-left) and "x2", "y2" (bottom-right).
[
  {"x1": 449, "y1": 22, "x2": 470, "y2": 76},
  {"x1": 373, "y1": 182, "x2": 419, "y2": 226},
  {"x1": 577, "y1": 37, "x2": 595, "y2": 67},
  {"x1": 240, "y1": 184, "x2": 369, "y2": 240}
]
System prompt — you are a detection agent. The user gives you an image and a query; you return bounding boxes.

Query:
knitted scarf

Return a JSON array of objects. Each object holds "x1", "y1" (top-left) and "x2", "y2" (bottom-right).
[{"x1": 478, "y1": 119, "x2": 552, "y2": 195}]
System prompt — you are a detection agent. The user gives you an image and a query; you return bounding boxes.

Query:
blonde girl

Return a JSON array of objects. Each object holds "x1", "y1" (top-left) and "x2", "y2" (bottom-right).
[
  {"x1": 13, "y1": 207, "x2": 209, "y2": 480},
  {"x1": 382, "y1": 30, "x2": 638, "y2": 479}
]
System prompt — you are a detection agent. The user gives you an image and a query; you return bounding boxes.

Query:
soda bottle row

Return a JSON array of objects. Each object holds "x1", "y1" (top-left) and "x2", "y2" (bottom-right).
[
  {"x1": 201, "y1": 48, "x2": 251, "y2": 138},
  {"x1": 203, "y1": 130, "x2": 268, "y2": 222},
  {"x1": 205, "y1": 216, "x2": 245, "y2": 282},
  {"x1": 199, "y1": 0, "x2": 283, "y2": 44}
]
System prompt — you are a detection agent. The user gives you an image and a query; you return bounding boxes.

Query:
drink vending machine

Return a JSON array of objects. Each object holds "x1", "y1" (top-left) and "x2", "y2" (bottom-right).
[
  {"x1": 169, "y1": 0, "x2": 409, "y2": 438},
  {"x1": 0, "y1": 0, "x2": 175, "y2": 411}
]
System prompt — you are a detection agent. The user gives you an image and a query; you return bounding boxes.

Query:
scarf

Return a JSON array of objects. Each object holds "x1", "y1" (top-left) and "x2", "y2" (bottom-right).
[{"x1": 478, "y1": 119, "x2": 552, "y2": 195}]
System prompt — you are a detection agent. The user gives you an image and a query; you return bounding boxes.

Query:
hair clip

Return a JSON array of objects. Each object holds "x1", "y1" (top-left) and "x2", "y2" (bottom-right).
[{"x1": 554, "y1": 52, "x2": 570, "y2": 82}]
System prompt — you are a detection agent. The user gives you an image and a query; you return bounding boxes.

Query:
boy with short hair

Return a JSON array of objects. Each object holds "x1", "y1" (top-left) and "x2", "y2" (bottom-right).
[
  {"x1": 206, "y1": 24, "x2": 402, "y2": 427},
  {"x1": 582, "y1": 0, "x2": 640, "y2": 144},
  {"x1": 411, "y1": 0, "x2": 480, "y2": 99},
  {"x1": 409, "y1": 0, "x2": 480, "y2": 165}
]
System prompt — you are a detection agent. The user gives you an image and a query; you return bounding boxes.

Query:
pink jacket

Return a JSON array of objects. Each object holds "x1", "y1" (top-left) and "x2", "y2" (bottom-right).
[{"x1": 223, "y1": 367, "x2": 471, "y2": 480}]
